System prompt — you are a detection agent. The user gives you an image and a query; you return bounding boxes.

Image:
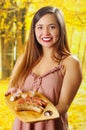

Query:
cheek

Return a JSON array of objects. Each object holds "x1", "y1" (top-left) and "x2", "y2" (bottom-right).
[
  {"x1": 53, "y1": 30, "x2": 59, "y2": 37},
  {"x1": 35, "y1": 31, "x2": 41, "y2": 39},
  {"x1": 54, "y1": 33, "x2": 59, "y2": 41},
  {"x1": 35, "y1": 33, "x2": 41, "y2": 43},
  {"x1": 35, "y1": 32, "x2": 39, "y2": 41}
]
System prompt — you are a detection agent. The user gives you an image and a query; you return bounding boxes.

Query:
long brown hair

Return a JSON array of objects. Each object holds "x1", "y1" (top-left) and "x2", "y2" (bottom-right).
[{"x1": 10, "y1": 6, "x2": 70, "y2": 88}]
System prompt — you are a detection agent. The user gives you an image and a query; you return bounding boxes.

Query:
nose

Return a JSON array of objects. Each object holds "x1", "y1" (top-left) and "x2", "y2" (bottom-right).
[{"x1": 43, "y1": 27, "x2": 50, "y2": 35}]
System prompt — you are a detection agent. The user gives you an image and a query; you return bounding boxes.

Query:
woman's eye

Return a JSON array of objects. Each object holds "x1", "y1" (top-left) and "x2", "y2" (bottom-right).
[
  {"x1": 37, "y1": 26, "x2": 43, "y2": 30},
  {"x1": 50, "y1": 25, "x2": 55, "y2": 29}
]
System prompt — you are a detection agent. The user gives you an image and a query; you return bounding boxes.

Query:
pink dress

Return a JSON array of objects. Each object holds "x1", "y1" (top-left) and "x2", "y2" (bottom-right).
[{"x1": 12, "y1": 64, "x2": 68, "y2": 130}]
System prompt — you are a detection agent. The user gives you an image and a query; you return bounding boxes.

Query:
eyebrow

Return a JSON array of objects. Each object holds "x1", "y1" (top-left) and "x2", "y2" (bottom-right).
[{"x1": 35, "y1": 24, "x2": 56, "y2": 27}]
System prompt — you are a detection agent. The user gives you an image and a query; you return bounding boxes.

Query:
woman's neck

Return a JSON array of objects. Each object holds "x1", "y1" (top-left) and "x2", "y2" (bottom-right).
[{"x1": 42, "y1": 47, "x2": 53, "y2": 60}]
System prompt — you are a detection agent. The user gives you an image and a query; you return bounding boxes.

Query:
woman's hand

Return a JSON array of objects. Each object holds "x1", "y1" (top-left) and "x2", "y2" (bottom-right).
[
  {"x1": 5, "y1": 88, "x2": 22, "y2": 96},
  {"x1": 5, "y1": 87, "x2": 17, "y2": 96}
]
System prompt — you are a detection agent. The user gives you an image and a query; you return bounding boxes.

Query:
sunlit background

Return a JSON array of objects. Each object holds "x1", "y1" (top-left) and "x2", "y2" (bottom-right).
[{"x1": 0, "y1": 0, "x2": 86, "y2": 130}]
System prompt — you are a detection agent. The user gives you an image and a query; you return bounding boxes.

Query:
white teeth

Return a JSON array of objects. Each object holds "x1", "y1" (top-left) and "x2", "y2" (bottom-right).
[{"x1": 42, "y1": 37, "x2": 51, "y2": 41}]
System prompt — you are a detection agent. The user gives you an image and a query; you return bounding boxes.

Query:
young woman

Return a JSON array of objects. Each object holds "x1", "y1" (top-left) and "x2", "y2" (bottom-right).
[{"x1": 5, "y1": 6, "x2": 82, "y2": 130}]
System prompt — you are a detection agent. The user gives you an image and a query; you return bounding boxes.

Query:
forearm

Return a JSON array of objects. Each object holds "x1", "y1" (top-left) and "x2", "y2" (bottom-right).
[{"x1": 56, "y1": 102, "x2": 69, "y2": 116}]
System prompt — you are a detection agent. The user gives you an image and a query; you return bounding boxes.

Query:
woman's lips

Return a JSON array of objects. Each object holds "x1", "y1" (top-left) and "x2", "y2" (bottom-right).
[{"x1": 42, "y1": 37, "x2": 52, "y2": 42}]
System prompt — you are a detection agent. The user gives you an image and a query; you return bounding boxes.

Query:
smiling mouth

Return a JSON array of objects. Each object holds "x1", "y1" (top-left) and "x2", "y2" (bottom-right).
[{"x1": 42, "y1": 37, "x2": 52, "y2": 42}]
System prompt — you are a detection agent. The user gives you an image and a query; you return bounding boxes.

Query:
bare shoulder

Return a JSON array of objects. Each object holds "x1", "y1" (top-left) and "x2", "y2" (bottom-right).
[
  {"x1": 62, "y1": 55, "x2": 82, "y2": 86},
  {"x1": 62, "y1": 55, "x2": 82, "y2": 79},
  {"x1": 58, "y1": 55, "x2": 82, "y2": 76},
  {"x1": 62, "y1": 55, "x2": 81, "y2": 68},
  {"x1": 12, "y1": 54, "x2": 24, "y2": 73}
]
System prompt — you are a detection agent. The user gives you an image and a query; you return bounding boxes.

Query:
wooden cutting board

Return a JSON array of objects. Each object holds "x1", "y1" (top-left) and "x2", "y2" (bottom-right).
[{"x1": 5, "y1": 92, "x2": 59, "y2": 123}]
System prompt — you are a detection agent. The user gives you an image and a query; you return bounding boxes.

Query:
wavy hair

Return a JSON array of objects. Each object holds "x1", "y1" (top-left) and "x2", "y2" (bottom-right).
[{"x1": 10, "y1": 6, "x2": 70, "y2": 88}]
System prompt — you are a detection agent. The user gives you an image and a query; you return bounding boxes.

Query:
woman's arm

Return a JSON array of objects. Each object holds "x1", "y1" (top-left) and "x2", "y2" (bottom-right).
[{"x1": 56, "y1": 55, "x2": 82, "y2": 115}]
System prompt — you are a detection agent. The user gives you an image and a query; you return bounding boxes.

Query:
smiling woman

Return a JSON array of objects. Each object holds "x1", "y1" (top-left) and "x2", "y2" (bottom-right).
[
  {"x1": 5, "y1": 6, "x2": 82, "y2": 130},
  {"x1": 35, "y1": 14, "x2": 59, "y2": 48}
]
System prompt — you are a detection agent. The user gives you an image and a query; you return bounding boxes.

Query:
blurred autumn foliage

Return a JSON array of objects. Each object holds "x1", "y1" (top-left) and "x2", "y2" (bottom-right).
[{"x1": 0, "y1": 1, "x2": 86, "y2": 130}]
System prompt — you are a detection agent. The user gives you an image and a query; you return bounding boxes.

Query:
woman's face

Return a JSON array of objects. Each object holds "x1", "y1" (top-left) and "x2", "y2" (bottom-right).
[{"x1": 35, "y1": 14, "x2": 59, "y2": 49}]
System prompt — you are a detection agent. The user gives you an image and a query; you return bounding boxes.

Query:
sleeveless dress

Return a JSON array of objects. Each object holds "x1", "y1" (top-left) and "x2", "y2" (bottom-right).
[{"x1": 12, "y1": 64, "x2": 68, "y2": 130}]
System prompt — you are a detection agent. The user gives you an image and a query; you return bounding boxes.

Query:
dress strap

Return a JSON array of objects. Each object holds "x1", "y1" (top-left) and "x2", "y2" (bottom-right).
[
  {"x1": 58, "y1": 56, "x2": 66, "y2": 76},
  {"x1": 58, "y1": 56, "x2": 63, "y2": 65}
]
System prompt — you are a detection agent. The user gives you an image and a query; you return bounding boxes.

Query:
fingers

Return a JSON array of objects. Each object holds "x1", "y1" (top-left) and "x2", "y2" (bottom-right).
[
  {"x1": 5, "y1": 91, "x2": 11, "y2": 96},
  {"x1": 5, "y1": 87, "x2": 17, "y2": 96},
  {"x1": 5, "y1": 88, "x2": 23, "y2": 98}
]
